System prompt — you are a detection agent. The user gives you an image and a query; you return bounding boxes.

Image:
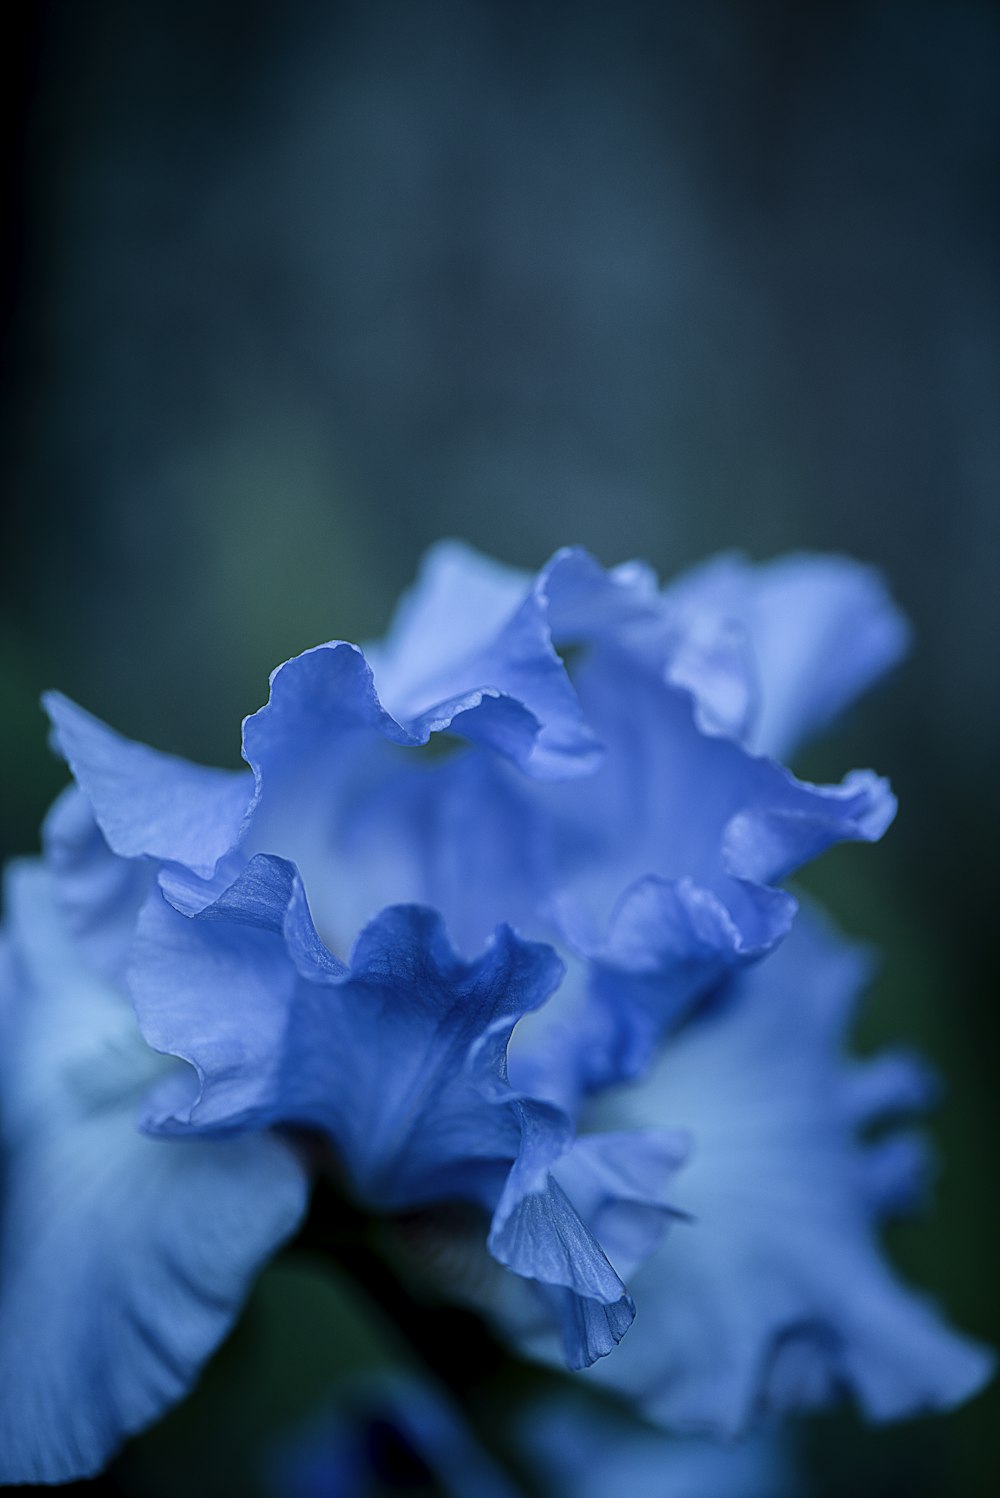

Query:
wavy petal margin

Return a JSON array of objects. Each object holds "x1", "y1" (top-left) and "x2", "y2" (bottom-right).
[{"x1": 582, "y1": 911, "x2": 994, "y2": 1431}]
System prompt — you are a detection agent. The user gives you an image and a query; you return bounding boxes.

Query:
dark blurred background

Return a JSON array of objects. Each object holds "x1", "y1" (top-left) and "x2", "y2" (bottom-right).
[{"x1": 2, "y1": 2, "x2": 998, "y2": 1494}]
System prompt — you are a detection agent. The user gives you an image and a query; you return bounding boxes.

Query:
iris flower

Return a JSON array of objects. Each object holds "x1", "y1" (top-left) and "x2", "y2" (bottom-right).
[{"x1": 0, "y1": 543, "x2": 989, "y2": 1485}]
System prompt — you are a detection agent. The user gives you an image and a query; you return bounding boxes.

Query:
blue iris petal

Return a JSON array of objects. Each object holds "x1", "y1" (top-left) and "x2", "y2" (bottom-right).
[
  {"x1": 550, "y1": 1128, "x2": 691, "y2": 1278},
  {"x1": 43, "y1": 691, "x2": 252, "y2": 877},
  {"x1": 520, "y1": 1395, "x2": 797, "y2": 1498},
  {"x1": 132, "y1": 867, "x2": 648, "y2": 1368},
  {"x1": 582, "y1": 911, "x2": 994, "y2": 1430},
  {"x1": 133, "y1": 875, "x2": 562, "y2": 1199},
  {"x1": 367, "y1": 541, "x2": 660, "y2": 778},
  {"x1": 511, "y1": 646, "x2": 896, "y2": 1096},
  {"x1": 0, "y1": 863, "x2": 308, "y2": 1487},
  {"x1": 42, "y1": 785, "x2": 155, "y2": 983},
  {"x1": 665, "y1": 551, "x2": 910, "y2": 760}
]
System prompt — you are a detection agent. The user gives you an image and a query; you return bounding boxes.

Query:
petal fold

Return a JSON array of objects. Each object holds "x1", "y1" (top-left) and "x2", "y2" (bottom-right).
[{"x1": 133, "y1": 878, "x2": 565, "y2": 1211}]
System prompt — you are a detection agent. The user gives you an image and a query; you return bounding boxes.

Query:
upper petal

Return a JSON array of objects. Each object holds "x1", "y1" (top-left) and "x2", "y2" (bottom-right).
[
  {"x1": 366, "y1": 542, "x2": 660, "y2": 778},
  {"x1": 365, "y1": 540, "x2": 531, "y2": 713},
  {"x1": 665, "y1": 552, "x2": 910, "y2": 760},
  {"x1": 551, "y1": 647, "x2": 896, "y2": 944},
  {"x1": 42, "y1": 785, "x2": 155, "y2": 983},
  {"x1": 43, "y1": 691, "x2": 252, "y2": 877},
  {"x1": 525, "y1": 649, "x2": 896, "y2": 1089}
]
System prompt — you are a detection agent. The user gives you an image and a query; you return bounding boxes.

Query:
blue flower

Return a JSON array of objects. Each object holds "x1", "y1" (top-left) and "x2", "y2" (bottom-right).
[
  {"x1": 51, "y1": 549, "x2": 891, "y2": 1342},
  {"x1": 0, "y1": 539, "x2": 985, "y2": 1486},
  {"x1": 47, "y1": 544, "x2": 898, "y2": 1113}
]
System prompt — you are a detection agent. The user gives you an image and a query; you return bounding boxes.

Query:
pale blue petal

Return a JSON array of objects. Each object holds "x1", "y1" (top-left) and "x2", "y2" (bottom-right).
[
  {"x1": 132, "y1": 878, "x2": 306, "y2": 1136},
  {"x1": 661, "y1": 613, "x2": 759, "y2": 742},
  {"x1": 551, "y1": 1129, "x2": 691, "y2": 1278},
  {"x1": 336, "y1": 749, "x2": 549, "y2": 959},
  {"x1": 43, "y1": 691, "x2": 252, "y2": 877},
  {"x1": 0, "y1": 863, "x2": 308, "y2": 1486},
  {"x1": 576, "y1": 876, "x2": 796, "y2": 1089},
  {"x1": 841, "y1": 1052, "x2": 938, "y2": 1218},
  {"x1": 542, "y1": 548, "x2": 661, "y2": 644},
  {"x1": 241, "y1": 639, "x2": 415, "y2": 796},
  {"x1": 367, "y1": 542, "x2": 659, "y2": 778},
  {"x1": 520, "y1": 1397, "x2": 798, "y2": 1498},
  {"x1": 857, "y1": 1131, "x2": 933, "y2": 1218},
  {"x1": 241, "y1": 634, "x2": 538, "y2": 871},
  {"x1": 583, "y1": 911, "x2": 994, "y2": 1430},
  {"x1": 237, "y1": 642, "x2": 539, "y2": 955},
  {"x1": 42, "y1": 785, "x2": 155, "y2": 982},
  {"x1": 365, "y1": 540, "x2": 531, "y2": 711},
  {"x1": 553, "y1": 649, "x2": 895, "y2": 940},
  {"x1": 666, "y1": 552, "x2": 910, "y2": 760},
  {"x1": 840, "y1": 1050, "x2": 938, "y2": 1125},
  {"x1": 720, "y1": 767, "x2": 896, "y2": 886}
]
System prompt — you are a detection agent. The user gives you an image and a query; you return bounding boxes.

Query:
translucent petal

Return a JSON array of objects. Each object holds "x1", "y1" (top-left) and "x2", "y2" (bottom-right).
[
  {"x1": 666, "y1": 552, "x2": 910, "y2": 760},
  {"x1": 0, "y1": 863, "x2": 307, "y2": 1486},
  {"x1": 43, "y1": 692, "x2": 251, "y2": 877},
  {"x1": 582, "y1": 911, "x2": 993, "y2": 1430},
  {"x1": 520, "y1": 1395, "x2": 797, "y2": 1498},
  {"x1": 133, "y1": 877, "x2": 563, "y2": 1210}
]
